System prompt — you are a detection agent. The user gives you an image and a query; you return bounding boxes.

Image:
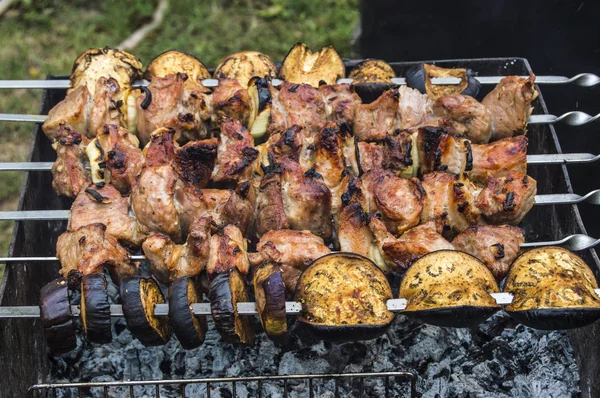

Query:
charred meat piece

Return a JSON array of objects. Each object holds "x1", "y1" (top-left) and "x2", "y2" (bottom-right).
[
  {"x1": 57, "y1": 223, "x2": 136, "y2": 284},
  {"x1": 51, "y1": 126, "x2": 90, "y2": 198},
  {"x1": 470, "y1": 136, "x2": 528, "y2": 184},
  {"x1": 212, "y1": 78, "x2": 251, "y2": 126},
  {"x1": 417, "y1": 126, "x2": 470, "y2": 176},
  {"x1": 248, "y1": 229, "x2": 331, "y2": 292},
  {"x1": 482, "y1": 74, "x2": 538, "y2": 140},
  {"x1": 265, "y1": 125, "x2": 315, "y2": 172},
  {"x1": 279, "y1": 43, "x2": 345, "y2": 87},
  {"x1": 370, "y1": 218, "x2": 454, "y2": 272},
  {"x1": 280, "y1": 158, "x2": 333, "y2": 240},
  {"x1": 172, "y1": 138, "x2": 219, "y2": 188},
  {"x1": 313, "y1": 122, "x2": 352, "y2": 189},
  {"x1": 357, "y1": 141, "x2": 385, "y2": 174},
  {"x1": 452, "y1": 225, "x2": 524, "y2": 281},
  {"x1": 95, "y1": 124, "x2": 144, "y2": 193},
  {"x1": 212, "y1": 117, "x2": 259, "y2": 183},
  {"x1": 137, "y1": 72, "x2": 212, "y2": 146},
  {"x1": 420, "y1": 171, "x2": 482, "y2": 236},
  {"x1": 206, "y1": 225, "x2": 250, "y2": 281},
  {"x1": 269, "y1": 82, "x2": 327, "y2": 139},
  {"x1": 319, "y1": 84, "x2": 362, "y2": 127},
  {"x1": 353, "y1": 88, "x2": 401, "y2": 141},
  {"x1": 69, "y1": 183, "x2": 145, "y2": 247},
  {"x1": 142, "y1": 217, "x2": 213, "y2": 284},
  {"x1": 362, "y1": 170, "x2": 424, "y2": 235},
  {"x1": 214, "y1": 51, "x2": 277, "y2": 88},
  {"x1": 433, "y1": 94, "x2": 492, "y2": 144},
  {"x1": 254, "y1": 166, "x2": 290, "y2": 238},
  {"x1": 475, "y1": 172, "x2": 537, "y2": 225}
]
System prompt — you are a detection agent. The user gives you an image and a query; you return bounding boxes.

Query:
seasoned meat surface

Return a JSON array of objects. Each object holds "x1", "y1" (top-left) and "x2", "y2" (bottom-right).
[
  {"x1": 269, "y1": 82, "x2": 327, "y2": 138},
  {"x1": 57, "y1": 223, "x2": 136, "y2": 283},
  {"x1": 211, "y1": 117, "x2": 259, "y2": 183},
  {"x1": 397, "y1": 85, "x2": 434, "y2": 130},
  {"x1": 452, "y1": 225, "x2": 524, "y2": 281},
  {"x1": 254, "y1": 168, "x2": 290, "y2": 237},
  {"x1": 313, "y1": 122, "x2": 349, "y2": 189},
  {"x1": 43, "y1": 84, "x2": 90, "y2": 141},
  {"x1": 319, "y1": 83, "x2": 362, "y2": 126},
  {"x1": 475, "y1": 172, "x2": 537, "y2": 225},
  {"x1": 433, "y1": 94, "x2": 492, "y2": 144},
  {"x1": 51, "y1": 126, "x2": 90, "y2": 198},
  {"x1": 353, "y1": 88, "x2": 401, "y2": 141},
  {"x1": 212, "y1": 78, "x2": 251, "y2": 126},
  {"x1": 206, "y1": 224, "x2": 250, "y2": 280},
  {"x1": 470, "y1": 136, "x2": 528, "y2": 184}
]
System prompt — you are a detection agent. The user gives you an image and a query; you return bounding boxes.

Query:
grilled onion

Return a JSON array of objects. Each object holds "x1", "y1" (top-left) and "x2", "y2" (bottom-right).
[
  {"x1": 406, "y1": 63, "x2": 480, "y2": 100},
  {"x1": 169, "y1": 276, "x2": 208, "y2": 349},
  {"x1": 214, "y1": 51, "x2": 277, "y2": 88},
  {"x1": 80, "y1": 273, "x2": 112, "y2": 344},
  {"x1": 120, "y1": 276, "x2": 171, "y2": 346},
  {"x1": 399, "y1": 250, "x2": 500, "y2": 328},
  {"x1": 144, "y1": 50, "x2": 210, "y2": 82},
  {"x1": 247, "y1": 76, "x2": 272, "y2": 140},
  {"x1": 279, "y1": 43, "x2": 345, "y2": 87},
  {"x1": 209, "y1": 268, "x2": 255, "y2": 344},
  {"x1": 253, "y1": 264, "x2": 288, "y2": 342},
  {"x1": 295, "y1": 253, "x2": 394, "y2": 341},
  {"x1": 40, "y1": 277, "x2": 77, "y2": 354},
  {"x1": 504, "y1": 247, "x2": 600, "y2": 329}
]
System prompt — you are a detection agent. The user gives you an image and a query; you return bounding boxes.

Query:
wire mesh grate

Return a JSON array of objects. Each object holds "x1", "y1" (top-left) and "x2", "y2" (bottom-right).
[{"x1": 28, "y1": 372, "x2": 419, "y2": 397}]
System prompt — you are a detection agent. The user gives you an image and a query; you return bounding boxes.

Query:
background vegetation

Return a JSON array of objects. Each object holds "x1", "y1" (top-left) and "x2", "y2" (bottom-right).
[{"x1": 0, "y1": 0, "x2": 359, "y2": 255}]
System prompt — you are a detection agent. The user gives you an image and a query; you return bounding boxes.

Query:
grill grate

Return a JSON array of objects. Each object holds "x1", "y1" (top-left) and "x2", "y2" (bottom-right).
[{"x1": 28, "y1": 371, "x2": 419, "y2": 398}]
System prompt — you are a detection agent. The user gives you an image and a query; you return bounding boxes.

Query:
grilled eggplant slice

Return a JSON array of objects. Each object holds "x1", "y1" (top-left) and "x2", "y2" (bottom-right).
[
  {"x1": 80, "y1": 273, "x2": 112, "y2": 344},
  {"x1": 253, "y1": 264, "x2": 288, "y2": 342},
  {"x1": 349, "y1": 59, "x2": 395, "y2": 83},
  {"x1": 214, "y1": 51, "x2": 277, "y2": 88},
  {"x1": 70, "y1": 47, "x2": 143, "y2": 94},
  {"x1": 504, "y1": 247, "x2": 600, "y2": 330},
  {"x1": 279, "y1": 43, "x2": 345, "y2": 87},
  {"x1": 40, "y1": 277, "x2": 77, "y2": 354},
  {"x1": 120, "y1": 276, "x2": 171, "y2": 346},
  {"x1": 406, "y1": 63, "x2": 480, "y2": 100},
  {"x1": 295, "y1": 253, "x2": 394, "y2": 341},
  {"x1": 169, "y1": 276, "x2": 208, "y2": 349},
  {"x1": 209, "y1": 269, "x2": 255, "y2": 344},
  {"x1": 144, "y1": 50, "x2": 211, "y2": 82},
  {"x1": 247, "y1": 76, "x2": 272, "y2": 140},
  {"x1": 400, "y1": 250, "x2": 500, "y2": 328}
]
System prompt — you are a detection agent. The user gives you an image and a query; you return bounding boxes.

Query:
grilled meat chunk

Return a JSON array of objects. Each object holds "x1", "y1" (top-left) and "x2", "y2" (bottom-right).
[
  {"x1": 397, "y1": 85, "x2": 435, "y2": 130},
  {"x1": 452, "y1": 225, "x2": 524, "y2": 281},
  {"x1": 254, "y1": 167, "x2": 290, "y2": 237},
  {"x1": 354, "y1": 88, "x2": 401, "y2": 141},
  {"x1": 420, "y1": 171, "x2": 482, "y2": 236},
  {"x1": 417, "y1": 126, "x2": 471, "y2": 176},
  {"x1": 212, "y1": 78, "x2": 251, "y2": 126},
  {"x1": 57, "y1": 223, "x2": 136, "y2": 283},
  {"x1": 95, "y1": 124, "x2": 144, "y2": 194},
  {"x1": 433, "y1": 94, "x2": 492, "y2": 144},
  {"x1": 51, "y1": 126, "x2": 90, "y2": 198},
  {"x1": 212, "y1": 118, "x2": 259, "y2": 183},
  {"x1": 206, "y1": 225, "x2": 250, "y2": 281},
  {"x1": 264, "y1": 125, "x2": 315, "y2": 172},
  {"x1": 475, "y1": 172, "x2": 537, "y2": 225},
  {"x1": 248, "y1": 229, "x2": 331, "y2": 291},
  {"x1": 470, "y1": 136, "x2": 528, "y2": 184},
  {"x1": 370, "y1": 218, "x2": 454, "y2": 272},
  {"x1": 319, "y1": 84, "x2": 362, "y2": 127},
  {"x1": 482, "y1": 74, "x2": 538, "y2": 140},
  {"x1": 280, "y1": 158, "x2": 333, "y2": 240},
  {"x1": 362, "y1": 170, "x2": 424, "y2": 235},
  {"x1": 143, "y1": 217, "x2": 213, "y2": 284},
  {"x1": 313, "y1": 122, "x2": 351, "y2": 189},
  {"x1": 173, "y1": 138, "x2": 219, "y2": 188},
  {"x1": 69, "y1": 183, "x2": 145, "y2": 247},
  {"x1": 137, "y1": 72, "x2": 212, "y2": 146},
  {"x1": 269, "y1": 82, "x2": 327, "y2": 139}
]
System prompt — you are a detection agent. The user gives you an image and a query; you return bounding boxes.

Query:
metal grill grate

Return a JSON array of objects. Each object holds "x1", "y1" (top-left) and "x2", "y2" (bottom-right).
[{"x1": 28, "y1": 371, "x2": 419, "y2": 398}]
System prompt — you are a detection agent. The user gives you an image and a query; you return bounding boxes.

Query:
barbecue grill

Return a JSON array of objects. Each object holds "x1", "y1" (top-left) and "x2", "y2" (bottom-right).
[{"x1": 0, "y1": 57, "x2": 599, "y2": 397}]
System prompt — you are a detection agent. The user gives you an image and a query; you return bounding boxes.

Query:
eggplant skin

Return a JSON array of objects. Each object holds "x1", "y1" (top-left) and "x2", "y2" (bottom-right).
[
  {"x1": 120, "y1": 276, "x2": 171, "y2": 346},
  {"x1": 169, "y1": 277, "x2": 208, "y2": 349},
  {"x1": 349, "y1": 59, "x2": 395, "y2": 83},
  {"x1": 405, "y1": 64, "x2": 480, "y2": 99},
  {"x1": 40, "y1": 277, "x2": 77, "y2": 354},
  {"x1": 81, "y1": 273, "x2": 112, "y2": 344},
  {"x1": 506, "y1": 308, "x2": 600, "y2": 330},
  {"x1": 214, "y1": 51, "x2": 277, "y2": 88},
  {"x1": 295, "y1": 253, "x2": 394, "y2": 341},
  {"x1": 403, "y1": 306, "x2": 500, "y2": 328},
  {"x1": 254, "y1": 265, "x2": 288, "y2": 342},
  {"x1": 209, "y1": 269, "x2": 255, "y2": 344},
  {"x1": 279, "y1": 42, "x2": 345, "y2": 87}
]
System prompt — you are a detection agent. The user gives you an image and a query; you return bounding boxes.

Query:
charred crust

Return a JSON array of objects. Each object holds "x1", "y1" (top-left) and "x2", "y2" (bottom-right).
[
  {"x1": 464, "y1": 140, "x2": 473, "y2": 171},
  {"x1": 288, "y1": 84, "x2": 299, "y2": 93},
  {"x1": 503, "y1": 191, "x2": 516, "y2": 211},
  {"x1": 304, "y1": 167, "x2": 324, "y2": 180},
  {"x1": 94, "y1": 140, "x2": 105, "y2": 161},
  {"x1": 139, "y1": 86, "x2": 152, "y2": 110},
  {"x1": 85, "y1": 188, "x2": 111, "y2": 203},
  {"x1": 492, "y1": 243, "x2": 505, "y2": 259},
  {"x1": 261, "y1": 163, "x2": 283, "y2": 175},
  {"x1": 173, "y1": 142, "x2": 218, "y2": 187}
]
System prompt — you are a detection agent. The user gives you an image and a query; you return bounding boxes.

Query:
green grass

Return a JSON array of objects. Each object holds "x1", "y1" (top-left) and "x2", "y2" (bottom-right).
[{"x1": 0, "y1": 0, "x2": 359, "y2": 255}]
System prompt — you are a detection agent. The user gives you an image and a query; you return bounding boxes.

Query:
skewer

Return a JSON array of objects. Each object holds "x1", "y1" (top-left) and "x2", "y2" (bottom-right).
[
  {"x1": 1, "y1": 287, "x2": 599, "y2": 319},
  {"x1": 2, "y1": 112, "x2": 598, "y2": 126},
  {"x1": 0, "y1": 153, "x2": 597, "y2": 173},
  {"x1": 1, "y1": 73, "x2": 599, "y2": 90},
  {"x1": 0, "y1": 233, "x2": 597, "y2": 266}
]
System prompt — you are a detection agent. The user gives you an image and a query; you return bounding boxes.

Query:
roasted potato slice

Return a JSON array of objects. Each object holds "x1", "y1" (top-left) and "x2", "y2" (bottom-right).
[
  {"x1": 399, "y1": 250, "x2": 500, "y2": 327},
  {"x1": 214, "y1": 51, "x2": 277, "y2": 88},
  {"x1": 406, "y1": 63, "x2": 480, "y2": 100},
  {"x1": 295, "y1": 253, "x2": 394, "y2": 341},
  {"x1": 279, "y1": 42, "x2": 345, "y2": 87},
  {"x1": 70, "y1": 47, "x2": 143, "y2": 95},
  {"x1": 504, "y1": 247, "x2": 600, "y2": 329},
  {"x1": 144, "y1": 50, "x2": 211, "y2": 82}
]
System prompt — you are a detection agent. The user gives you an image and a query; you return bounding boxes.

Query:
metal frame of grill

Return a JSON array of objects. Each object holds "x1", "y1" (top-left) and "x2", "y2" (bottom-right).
[{"x1": 0, "y1": 57, "x2": 599, "y2": 397}]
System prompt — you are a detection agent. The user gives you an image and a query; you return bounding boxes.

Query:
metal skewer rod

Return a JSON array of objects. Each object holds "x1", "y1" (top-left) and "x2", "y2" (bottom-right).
[
  {"x1": 1, "y1": 288, "x2": 600, "y2": 318},
  {"x1": 2, "y1": 112, "x2": 599, "y2": 126},
  {"x1": 1, "y1": 192, "x2": 597, "y2": 222},
  {"x1": 1, "y1": 73, "x2": 599, "y2": 90},
  {"x1": 1, "y1": 153, "x2": 598, "y2": 172}
]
